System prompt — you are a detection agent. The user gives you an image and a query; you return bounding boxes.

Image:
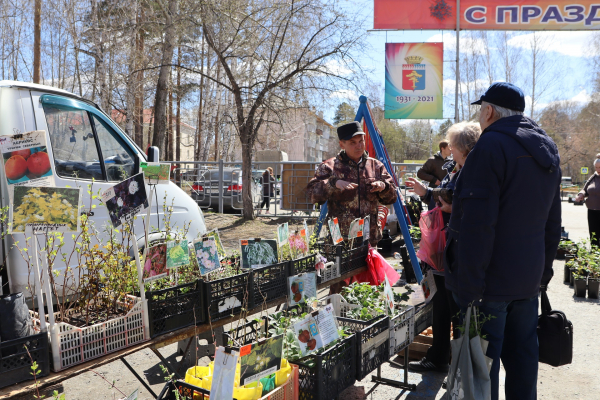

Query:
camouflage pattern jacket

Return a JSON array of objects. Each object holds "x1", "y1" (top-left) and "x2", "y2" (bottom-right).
[{"x1": 306, "y1": 150, "x2": 397, "y2": 245}]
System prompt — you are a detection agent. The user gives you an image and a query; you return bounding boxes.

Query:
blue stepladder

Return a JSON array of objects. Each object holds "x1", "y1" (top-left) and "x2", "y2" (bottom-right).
[{"x1": 313, "y1": 96, "x2": 423, "y2": 284}]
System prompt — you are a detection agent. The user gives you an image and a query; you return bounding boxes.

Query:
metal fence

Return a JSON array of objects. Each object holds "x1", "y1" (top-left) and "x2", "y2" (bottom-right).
[{"x1": 162, "y1": 160, "x2": 423, "y2": 217}]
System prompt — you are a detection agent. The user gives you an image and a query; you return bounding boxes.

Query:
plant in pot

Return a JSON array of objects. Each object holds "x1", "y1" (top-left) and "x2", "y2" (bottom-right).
[
  {"x1": 573, "y1": 267, "x2": 588, "y2": 298},
  {"x1": 565, "y1": 259, "x2": 577, "y2": 284},
  {"x1": 587, "y1": 261, "x2": 599, "y2": 299},
  {"x1": 556, "y1": 239, "x2": 575, "y2": 260}
]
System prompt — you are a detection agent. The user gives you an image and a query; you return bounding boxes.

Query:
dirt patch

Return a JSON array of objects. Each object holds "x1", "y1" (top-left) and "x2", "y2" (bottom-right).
[{"x1": 203, "y1": 213, "x2": 315, "y2": 253}]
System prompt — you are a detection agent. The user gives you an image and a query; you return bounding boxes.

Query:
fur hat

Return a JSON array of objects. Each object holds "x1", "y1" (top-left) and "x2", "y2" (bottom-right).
[{"x1": 337, "y1": 121, "x2": 365, "y2": 140}]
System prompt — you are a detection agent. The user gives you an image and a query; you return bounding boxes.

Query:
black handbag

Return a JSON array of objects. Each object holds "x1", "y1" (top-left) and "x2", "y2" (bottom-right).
[{"x1": 537, "y1": 289, "x2": 573, "y2": 367}]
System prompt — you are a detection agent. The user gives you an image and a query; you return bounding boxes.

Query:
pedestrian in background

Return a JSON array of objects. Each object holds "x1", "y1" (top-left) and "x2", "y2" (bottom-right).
[
  {"x1": 417, "y1": 140, "x2": 452, "y2": 209},
  {"x1": 575, "y1": 154, "x2": 600, "y2": 247},
  {"x1": 258, "y1": 167, "x2": 275, "y2": 214},
  {"x1": 446, "y1": 82, "x2": 561, "y2": 400}
]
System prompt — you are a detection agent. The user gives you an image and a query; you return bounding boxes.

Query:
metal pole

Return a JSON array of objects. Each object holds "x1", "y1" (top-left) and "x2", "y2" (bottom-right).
[
  {"x1": 455, "y1": 0, "x2": 460, "y2": 123},
  {"x1": 218, "y1": 158, "x2": 224, "y2": 213}
]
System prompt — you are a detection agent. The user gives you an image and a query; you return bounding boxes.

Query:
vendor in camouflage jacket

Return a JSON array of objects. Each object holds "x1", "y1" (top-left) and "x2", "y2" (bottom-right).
[{"x1": 306, "y1": 121, "x2": 398, "y2": 246}]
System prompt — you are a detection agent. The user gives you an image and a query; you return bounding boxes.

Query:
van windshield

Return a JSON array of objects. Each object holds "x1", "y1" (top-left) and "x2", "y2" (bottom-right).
[{"x1": 42, "y1": 101, "x2": 136, "y2": 181}]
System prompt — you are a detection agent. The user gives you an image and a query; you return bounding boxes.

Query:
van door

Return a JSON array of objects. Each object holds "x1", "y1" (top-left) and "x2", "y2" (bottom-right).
[{"x1": 31, "y1": 93, "x2": 140, "y2": 236}]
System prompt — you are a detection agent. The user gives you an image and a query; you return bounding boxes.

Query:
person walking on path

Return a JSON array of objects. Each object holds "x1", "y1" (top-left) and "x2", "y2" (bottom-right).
[
  {"x1": 575, "y1": 155, "x2": 600, "y2": 247},
  {"x1": 418, "y1": 140, "x2": 451, "y2": 209},
  {"x1": 258, "y1": 167, "x2": 275, "y2": 214},
  {"x1": 406, "y1": 121, "x2": 481, "y2": 374},
  {"x1": 445, "y1": 82, "x2": 562, "y2": 400}
]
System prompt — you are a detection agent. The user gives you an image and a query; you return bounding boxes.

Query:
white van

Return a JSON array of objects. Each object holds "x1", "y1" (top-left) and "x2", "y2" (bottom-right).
[{"x1": 0, "y1": 81, "x2": 207, "y2": 295}]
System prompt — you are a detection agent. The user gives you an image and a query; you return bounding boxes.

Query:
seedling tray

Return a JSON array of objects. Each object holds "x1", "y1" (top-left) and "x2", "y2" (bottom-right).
[
  {"x1": 316, "y1": 241, "x2": 368, "y2": 276},
  {"x1": 0, "y1": 331, "x2": 49, "y2": 389},
  {"x1": 289, "y1": 254, "x2": 317, "y2": 276},
  {"x1": 250, "y1": 261, "x2": 289, "y2": 306},
  {"x1": 146, "y1": 279, "x2": 205, "y2": 338},
  {"x1": 223, "y1": 317, "x2": 356, "y2": 400},
  {"x1": 337, "y1": 315, "x2": 390, "y2": 381},
  {"x1": 203, "y1": 269, "x2": 251, "y2": 321}
]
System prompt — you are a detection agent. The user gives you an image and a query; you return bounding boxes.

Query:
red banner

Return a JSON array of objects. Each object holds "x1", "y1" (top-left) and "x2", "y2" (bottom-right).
[{"x1": 374, "y1": 0, "x2": 600, "y2": 30}]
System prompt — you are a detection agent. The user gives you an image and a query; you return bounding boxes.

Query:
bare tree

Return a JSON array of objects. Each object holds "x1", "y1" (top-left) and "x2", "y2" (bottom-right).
[{"x1": 529, "y1": 32, "x2": 557, "y2": 118}]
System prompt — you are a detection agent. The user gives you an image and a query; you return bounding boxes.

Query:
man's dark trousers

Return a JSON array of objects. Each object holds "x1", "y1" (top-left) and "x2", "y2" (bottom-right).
[{"x1": 453, "y1": 293, "x2": 539, "y2": 400}]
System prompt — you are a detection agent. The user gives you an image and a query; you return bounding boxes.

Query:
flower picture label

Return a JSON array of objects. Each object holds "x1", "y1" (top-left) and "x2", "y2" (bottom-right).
[
  {"x1": 287, "y1": 271, "x2": 317, "y2": 307},
  {"x1": 240, "y1": 239, "x2": 278, "y2": 268},
  {"x1": 140, "y1": 162, "x2": 170, "y2": 184},
  {"x1": 239, "y1": 334, "x2": 283, "y2": 386},
  {"x1": 289, "y1": 231, "x2": 308, "y2": 259},
  {"x1": 101, "y1": 173, "x2": 148, "y2": 228},
  {"x1": 10, "y1": 186, "x2": 82, "y2": 233},
  {"x1": 166, "y1": 239, "x2": 190, "y2": 269},
  {"x1": 0, "y1": 130, "x2": 55, "y2": 189},
  {"x1": 277, "y1": 222, "x2": 289, "y2": 246},
  {"x1": 328, "y1": 218, "x2": 343, "y2": 244},
  {"x1": 194, "y1": 237, "x2": 220, "y2": 275},
  {"x1": 205, "y1": 229, "x2": 226, "y2": 259},
  {"x1": 142, "y1": 244, "x2": 167, "y2": 282}
]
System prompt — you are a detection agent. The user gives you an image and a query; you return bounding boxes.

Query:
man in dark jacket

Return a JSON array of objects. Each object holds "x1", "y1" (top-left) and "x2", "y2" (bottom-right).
[
  {"x1": 445, "y1": 83, "x2": 561, "y2": 400},
  {"x1": 418, "y1": 140, "x2": 451, "y2": 209},
  {"x1": 306, "y1": 121, "x2": 397, "y2": 246}
]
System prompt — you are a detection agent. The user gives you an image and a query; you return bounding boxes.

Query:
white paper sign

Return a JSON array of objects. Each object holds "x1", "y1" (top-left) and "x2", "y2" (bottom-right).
[
  {"x1": 313, "y1": 304, "x2": 340, "y2": 347},
  {"x1": 210, "y1": 347, "x2": 239, "y2": 400},
  {"x1": 422, "y1": 270, "x2": 437, "y2": 304},
  {"x1": 383, "y1": 275, "x2": 395, "y2": 315}
]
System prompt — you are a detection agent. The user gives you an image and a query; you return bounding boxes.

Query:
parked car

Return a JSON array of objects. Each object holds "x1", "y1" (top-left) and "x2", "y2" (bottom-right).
[
  {"x1": 191, "y1": 168, "x2": 261, "y2": 211},
  {"x1": 0, "y1": 80, "x2": 207, "y2": 296}
]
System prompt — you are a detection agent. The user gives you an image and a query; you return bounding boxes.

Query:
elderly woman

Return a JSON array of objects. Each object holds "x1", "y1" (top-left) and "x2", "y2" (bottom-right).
[
  {"x1": 575, "y1": 154, "x2": 600, "y2": 247},
  {"x1": 405, "y1": 121, "x2": 482, "y2": 373}
]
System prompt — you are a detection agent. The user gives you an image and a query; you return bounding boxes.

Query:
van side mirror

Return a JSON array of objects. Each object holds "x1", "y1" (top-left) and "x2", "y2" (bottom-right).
[{"x1": 147, "y1": 146, "x2": 160, "y2": 163}]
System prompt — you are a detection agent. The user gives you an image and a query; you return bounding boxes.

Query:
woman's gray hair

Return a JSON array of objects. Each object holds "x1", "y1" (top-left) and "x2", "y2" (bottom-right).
[
  {"x1": 482, "y1": 101, "x2": 524, "y2": 119},
  {"x1": 446, "y1": 121, "x2": 482, "y2": 156}
]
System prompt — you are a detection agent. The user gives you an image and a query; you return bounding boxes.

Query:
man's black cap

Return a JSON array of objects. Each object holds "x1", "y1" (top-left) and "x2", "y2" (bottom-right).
[
  {"x1": 471, "y1": 82, "x2": 525, "y2": 112},
  {"x1": 337, "y1": 121, "x2": 365, "y2": 141}
]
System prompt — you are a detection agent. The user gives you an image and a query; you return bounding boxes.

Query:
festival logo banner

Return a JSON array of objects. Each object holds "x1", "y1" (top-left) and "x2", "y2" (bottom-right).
[{"x1": 385, "y1": 43, "x2": 443, "y2": 119}]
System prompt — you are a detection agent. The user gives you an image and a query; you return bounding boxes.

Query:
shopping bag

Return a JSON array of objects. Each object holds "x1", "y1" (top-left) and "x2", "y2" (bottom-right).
[
  {"x1": 349, "y1": 245, "x2": 400, "y2": 286},
  {"x1": 416, "y1": 207, "x2": 446, "y2": 271},
  {"x1": 447, "y1": 305, "x2": 492, "y2": 400}
]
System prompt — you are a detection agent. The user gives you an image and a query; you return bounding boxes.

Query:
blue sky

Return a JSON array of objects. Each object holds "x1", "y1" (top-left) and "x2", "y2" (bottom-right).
[{"x1": 328, "y1": 1, "x2": 598, "y2": 123}]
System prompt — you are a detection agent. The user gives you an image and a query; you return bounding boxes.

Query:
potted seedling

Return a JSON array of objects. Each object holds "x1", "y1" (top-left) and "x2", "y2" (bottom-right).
[
  {"x1": 573, "y1": 266, "x2": 588, "y2": 298},
  {"x1": 556, "y1": 240, "x2": 577, "y2": 260},
  {"x1": 587, "y1": 262, "x2": 599, "y2": 299}
]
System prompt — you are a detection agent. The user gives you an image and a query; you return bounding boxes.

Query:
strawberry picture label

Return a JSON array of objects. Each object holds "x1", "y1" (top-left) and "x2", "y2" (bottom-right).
[
  {"x1": 287, "y1": 271, "x2": 317, "y2": 307},
  {"x1": 293, "y1": 304, "x2": 339, "y2": 356}
]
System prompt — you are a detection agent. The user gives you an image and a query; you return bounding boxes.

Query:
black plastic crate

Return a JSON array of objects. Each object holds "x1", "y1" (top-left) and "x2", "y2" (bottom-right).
[
  {"x1": 224, "y1": 318, "x2": 356, "y2": 400},
  {"x1": 294, "y1": 334, "x2": 357, "y2": 400},
  {"x1": 147, "y1": 279, "x2": 205, "y2": 338},
  {"x1": 414, "y1": 301, "x2": 433, "y2": 335},
  {"x1": 203, "y1": 269, "x2": 251, "y2": 322},
  {"x1": 316, "y1": 241, "x2": 368, "y2": 276},
  {"x1": 157, "y1": 380, "x2": 212, "y2": 400},
  {"x1": 289, "y1": 253, "x2": 317, "y2": 276},
  {"x1": 0, "y1": 332, "x2": 49, "y2": 389},
  {"x1": 337, "y1": 315, "x2": 390, "y2": 380},
  {"x1": 250, "y1": 261, "x2": 289, "y2": 307}
]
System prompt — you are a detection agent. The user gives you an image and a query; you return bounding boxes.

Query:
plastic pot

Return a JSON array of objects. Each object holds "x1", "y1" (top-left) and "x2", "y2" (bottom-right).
[
  {"x1": 569, "y1": 269, "x2": 575, "y2": 286},
  {"x1": 588, "y1": 279, "x2": 599, "y2": 299},
  {"x1": 573, "y1": 278, "x2": 587, "y2": 297},
  {"x1": 564, "y1": 265, "x2": 571, "y2": 284}
]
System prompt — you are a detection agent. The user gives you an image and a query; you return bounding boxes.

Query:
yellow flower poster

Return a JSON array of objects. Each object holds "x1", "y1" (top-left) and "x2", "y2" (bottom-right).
[{"x1": 10, "y1": 186, "x2": 81, "y2": 234}]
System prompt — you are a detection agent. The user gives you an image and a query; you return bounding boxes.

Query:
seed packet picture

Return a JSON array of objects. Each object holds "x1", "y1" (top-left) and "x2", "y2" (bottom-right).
[
  {"x1": 140, "y1": 162, "x2": 170, "y2": 184},
  {"x1": 328, "y1": 217, "x2": 343, "y2": 244},
  {"x1": 194, "y1": 238, "x2": 220, "y2": 275},
  {"x1": 166, "y1": 239, "x2": 190, "y2": 268},
  {"x1": 348, "y1": 218, "x2": 364, "y2": 239},
  {"x1": 100, "y1": 173, "x2": 148, "y2": 228},
  {"x1": 10, "y1": 186, "x2": 81, "y2": 234},
  {"x1": 288, "y1": 271, "x2": 317, "y2": 307},
  {"x1": 294, "y1": 314, "x2": 323, "y2": 356},
  {"x1": 0, "y1": 130, "x2": 55, "y2": 187},
  {"x1": 239, "y1": 334, "x2": 284, "y2": 385},
  {"x1": 277, "y1": 222, "x2": 289, "y2": 246},
  {"x1": 143, "y1": 243, "x2": 167, "y2": 282},
  {"x1": 205, "y1": 229, "x2": 226, "y2": 259},
  {"x1": 289, "y1": 230, "x2": 308, "y2": 259},
  {"x1": 240, "y1": 239, "x2": 278, "y2": 268}
]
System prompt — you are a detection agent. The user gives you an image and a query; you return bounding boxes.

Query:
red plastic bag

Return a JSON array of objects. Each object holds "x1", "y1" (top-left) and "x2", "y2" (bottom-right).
[
  {"x1": 348, "y1": 245, "x2": 400, "y2": 286},
  {"x1": 416, "y1": 207, "x2": 446, "y2": 272}
]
